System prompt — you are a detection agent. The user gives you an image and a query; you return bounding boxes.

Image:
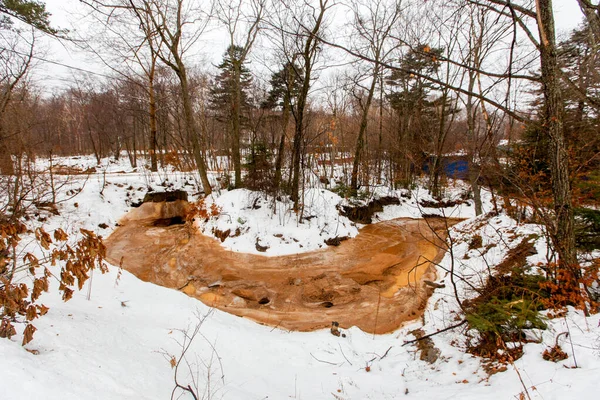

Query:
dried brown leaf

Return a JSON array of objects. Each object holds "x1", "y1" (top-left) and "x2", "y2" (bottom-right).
[{"x1": 22, "y1": 324, "x2": 37, "y2": 346}]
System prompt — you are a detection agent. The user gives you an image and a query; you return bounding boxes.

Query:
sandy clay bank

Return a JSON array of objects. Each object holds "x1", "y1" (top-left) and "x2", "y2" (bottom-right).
[{"x1": 105, "y1": 197, "x2": 455, "y2": 334}]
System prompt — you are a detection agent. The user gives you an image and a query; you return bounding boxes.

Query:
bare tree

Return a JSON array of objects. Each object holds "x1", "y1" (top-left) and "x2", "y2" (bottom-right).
[
  {"x1": 348, "y1": 0, "x2": 402, "y2": 195},
  {"x1": 576, "y1": 0, "x2": 600, "y2": 41},
  {"x1": 0, "y1": 28, "x2": 36, "y2": 175},
  {"x1": 126, "y1": 0, "x2": 213, "y2": 194},
  {"x1": 314, "y1": 0, "x2": 580, "y2": 266},
  {"x1": 268, "y1": 0, "x2": 333, "y2": 210}
]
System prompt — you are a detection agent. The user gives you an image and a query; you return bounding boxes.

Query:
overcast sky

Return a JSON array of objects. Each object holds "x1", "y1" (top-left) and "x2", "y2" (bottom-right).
[{"x1": 36, "y1": 0, "x2": 589, "y2": 93}]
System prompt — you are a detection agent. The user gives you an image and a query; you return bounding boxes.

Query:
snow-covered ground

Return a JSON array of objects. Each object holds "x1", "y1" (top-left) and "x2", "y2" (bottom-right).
[
  {"x1": 196, "y1": 188, "x2": 359, "y2": 256},
  {"x1": 1, "y1": 155, "x2": 599, "y2": 400}
]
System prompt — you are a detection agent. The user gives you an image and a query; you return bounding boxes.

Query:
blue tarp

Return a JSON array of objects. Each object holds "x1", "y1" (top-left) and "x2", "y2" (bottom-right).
[{"x1": 422, "y1": 156, "x2": 469, "y2": 179}]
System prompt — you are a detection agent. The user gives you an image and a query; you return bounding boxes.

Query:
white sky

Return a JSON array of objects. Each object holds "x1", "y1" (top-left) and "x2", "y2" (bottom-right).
[{"x1": 35, "y1": 0, "x2": 588, "y2": 93}]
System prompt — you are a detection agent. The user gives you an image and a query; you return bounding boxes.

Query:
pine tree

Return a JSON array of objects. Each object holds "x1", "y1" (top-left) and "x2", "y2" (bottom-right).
[
  {"x1": 0, "y1": 0, "x2": 60, "y2": 34},
  {"x1": 520, "y1": 21, "x2": 600, "y2": 185},
  {"x1": 559, "y1": 22, "x2": 600, "y2": 160},
  {"x1": 386, "y1": 44, "x2": 443, "y2": 187},
  {"x1": 210, "y1": 45, "x2": 254, "y2": 188},
  {"x1": 262, "y1": 62, "x2": 303, "y2": 192},
  {"x1": 262, "y1": 62, "x2": 303, "y2": 111}
]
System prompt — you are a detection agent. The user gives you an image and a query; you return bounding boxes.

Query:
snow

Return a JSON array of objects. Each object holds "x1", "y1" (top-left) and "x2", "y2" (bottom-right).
[
  {"x1": 1, "y1": 154, "x2": 599, "y2": 400},
  {"x1": 196, "y1": 188, "x2": 358, "y2": 256},
  {"x1": 371, "y1": 181, "x2": 495, "y2": 221}
]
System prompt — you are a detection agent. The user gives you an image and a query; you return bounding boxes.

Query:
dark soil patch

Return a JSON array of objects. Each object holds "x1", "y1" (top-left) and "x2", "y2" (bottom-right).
[
  {"x1": 325, "y1": 236, "x2": 349, "y2": 246},
  {"x1": 340, "y1": 196, "x2": 400, "y2": 224},
  {"x1": 495, "y1": 237, "x2": 537, "y2": 274},
  {"x1": 255, "y1": 239, "x2": 269, "y2": 252},
  {"x1": 468, "y1": 235, "x2": 483, "y2": 250},
  {"x1": 129, "y1": 200, "x2": 143, "y2": 208},
  {"x1": 53, "y1": 165, "x2": 97, "y2": 175},
  {"x1": 143, "y1": 190, "x2": 188, "y2": 203},
  {"x1": 419, "y1": 199, "x2": 461, "y2": 208},
  {"x1": 152, "y1": 216, "x2": 185, "y2": 227},
  {"x1": 214, "y1": 229, "x2": 231, "y2": 242},
  {"x1": 410, "y1": 329, "x2": 441, "y2": 363},
  {"x1": 421, "y1": 213, "x2": 442, "y2": 218}
]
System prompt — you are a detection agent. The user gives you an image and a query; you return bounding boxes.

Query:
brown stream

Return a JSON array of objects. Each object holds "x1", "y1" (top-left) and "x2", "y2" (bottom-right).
[{"x1": 105, "y1": 201, "x2": 454, "y2": 334}]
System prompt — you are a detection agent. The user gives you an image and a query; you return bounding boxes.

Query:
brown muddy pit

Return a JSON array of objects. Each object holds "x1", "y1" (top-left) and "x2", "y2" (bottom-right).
[{"x1": 105, "y1": 201, "x2": 455, "y2": 334}]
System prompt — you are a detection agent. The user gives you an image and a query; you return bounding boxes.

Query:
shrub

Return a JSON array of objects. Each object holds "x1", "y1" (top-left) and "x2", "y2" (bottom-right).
[
  {"x1": 574, "y1": 207, "x2": 600, "y2": 251},
  {"x1": 243, "y1": 142, "x2": 274, "y2": 192},
  {"x1": 464, "y1": 267, "x2": 548, "y2": 358},
  {"x1": 1, "y1": 223, "x2": 107, "y2": 345}
]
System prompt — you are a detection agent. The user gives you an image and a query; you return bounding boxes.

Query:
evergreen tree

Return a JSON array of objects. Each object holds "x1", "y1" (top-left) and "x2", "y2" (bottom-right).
[
  {"x1": 262, "y1": 62, "x2": 303, "y2": 192},
  {"x1": 210, "y1": 45, "x2": 254, "y2": 118},
  {"x1": 386, "y1": 44, "x2": 443, "y2": 186},
  {"x1": 521, "y1": 21, "x2": 600, "y2": 182},
  {"x1": 0, "y1": 0, "x2": 60, "y2": 34},
  {"x1": 210, "y1": 45, "x2": 254, "y2": 188},
  {"x1": 559, "y1": 22, "x2": 600, "y2": 149},
  {"x1": 262, "y1": 62, "x2": 303, "y2": 111}
]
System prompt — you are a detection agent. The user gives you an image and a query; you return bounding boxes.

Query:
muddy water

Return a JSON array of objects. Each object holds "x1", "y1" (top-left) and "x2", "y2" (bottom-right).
[{"x1": 105, "y1": 204, "x2": 454, "y2": 334}]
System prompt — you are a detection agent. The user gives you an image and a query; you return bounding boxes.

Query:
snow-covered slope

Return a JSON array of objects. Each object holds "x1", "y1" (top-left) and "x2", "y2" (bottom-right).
[
  {"x1": 196, "y1": 188, "x2": 359, "y2": 256},
  {"x1": 1, "y1": 155, "x2": 599, "y2": 400}
]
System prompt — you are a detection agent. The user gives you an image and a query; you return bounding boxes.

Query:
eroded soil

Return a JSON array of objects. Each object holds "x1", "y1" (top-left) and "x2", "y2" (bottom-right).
[{"x1": 105, "y1": 202, "x2": 454, "y2": 334}]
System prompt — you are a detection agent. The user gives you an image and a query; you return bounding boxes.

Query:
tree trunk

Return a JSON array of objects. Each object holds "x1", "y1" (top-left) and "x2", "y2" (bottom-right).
[
  {"x1": 274, "y1": 97, "x2": 290, "y2": 192},
  {"x1": 350, "y1": 66, "x2": 379, "y2": 196},
  {"x1": 377, "y1": 74, "x2": 384, "y2": 184},
  {"x1": 0, "y1": 141, "x2": 14, "y2": 175},
  {"x1": 431, "y1": 90, "x2": 450, "y2": 199},
  {"x1": 177, "y1": 66, "x2": 212, "y2": 195},
  {"x1": 537, "y1": 0, "x2": 576, "y2": 266},
  {"x1": 465, "y1": 73, "x2": 483, "y2": 216},
  {"x1": 231, "y1": 60, "x2": 242, "y2": 188},
  {"x1": 291, "y1": 100, "x2": 305, "y2": 209},
  {"x1": 577, "y1": 0, "x2": 600, "y2": 42},
  {"x1": 148, "y1": 67, "x2": 158, "y2": 172}
]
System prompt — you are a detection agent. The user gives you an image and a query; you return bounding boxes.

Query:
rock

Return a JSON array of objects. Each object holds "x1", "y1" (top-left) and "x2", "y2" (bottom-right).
[
  {"x1": 214, "y1": 229, "x2": 231, "y2": 242},
  {"x1": 232, "y1": 288, "x2": 258, "y2": 301},
  {"x1": 424, "y1": 280, "x2": 445, "y2": 289},
  {"x1": 255, "y1": 238, "x2": 269, "y2": 252},
  {"x1": 143, "y1": 190, "x2": 188, "y2": 203},
  {"x1": 330, "y1": 321, "x2": 341, "y2": 337},
  {"x1": 340, "y1": 196, "x2": 400, "y2": 224},
  {"x1": 324, "y1": 236, "x2": 349, "y2": 246},
  {"x1": 232, "y1": 287, "x2": 269, "y2": 303},
  {"x1": 182, "y1": 282, "x2": 196, "y2": 296},
  {"x1": 410, "y1": 329, "x2": 441, "y2": 364},
  {"x1": 229, "y1": 296, "x2": 247, "y2": 307}
]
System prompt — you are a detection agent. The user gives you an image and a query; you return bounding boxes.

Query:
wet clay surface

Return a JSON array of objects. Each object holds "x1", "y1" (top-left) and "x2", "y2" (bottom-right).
[{"x1": 106, "y1": 204, "x2": 454, "y2": 334}]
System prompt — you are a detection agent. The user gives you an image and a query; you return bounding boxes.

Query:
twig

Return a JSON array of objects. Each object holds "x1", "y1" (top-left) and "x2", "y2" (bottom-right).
[
  {"x1": 402, "y1": 320, "x2": 467, "y2": 346},
  {"x1": 564, "y1": 316, "x2": 578, "y2": 368},
  {"x1": 338, "y1": 344, "x2": 353, "y2": 366},
  {"x1": 499, "y1": 338, "x2": 531, "y2": 400},
  {"x1": 310, "y1": 353, "x2": 340, "y2": 366},
  {"x1": 379, "y1": 346, "x2": 393, "y2": 360}
]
